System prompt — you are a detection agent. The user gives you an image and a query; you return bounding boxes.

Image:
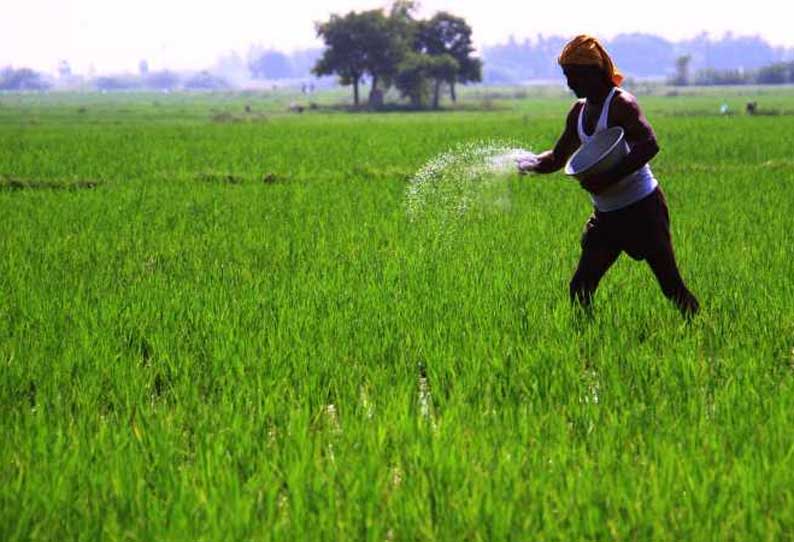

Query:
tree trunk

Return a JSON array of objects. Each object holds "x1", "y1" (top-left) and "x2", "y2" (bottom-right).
[
  {"x1": 450, "y1": 81, "x2": 457, "y2": 102},
  {"x1": 353, "y1": 77, "x2": 359, "y2": 106},
  {"x1": 369, "y1": 74, "x2": 383, "y2": 109},
  {"x1": 432, "y1": 79, "x2": 441, "y2": 109}
]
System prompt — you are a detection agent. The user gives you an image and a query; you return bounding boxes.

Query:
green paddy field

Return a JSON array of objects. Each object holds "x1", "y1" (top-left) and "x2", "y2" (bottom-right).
[{"x1": 2, "y1": 88, "x2": 794, "y2": 540}]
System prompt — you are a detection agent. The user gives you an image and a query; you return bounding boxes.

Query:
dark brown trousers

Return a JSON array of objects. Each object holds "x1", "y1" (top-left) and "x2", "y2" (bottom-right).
[{"x1": 570, "y1": 187, "x2": 699, "y2": 317}]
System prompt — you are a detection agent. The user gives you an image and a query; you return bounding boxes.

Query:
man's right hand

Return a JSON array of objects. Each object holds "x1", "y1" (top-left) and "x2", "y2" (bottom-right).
[{"x1": 516, "y1": 157, "x2": 539, "y2": 175}]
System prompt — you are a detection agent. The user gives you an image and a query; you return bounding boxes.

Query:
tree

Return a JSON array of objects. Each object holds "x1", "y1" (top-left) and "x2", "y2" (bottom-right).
[
  {"x1": 389, "y1": 0, "x2": 417, "y2": 21},
  {"x1": 248, "y1": 50, "x2": 293, "y2": 80},
  {"x1": 394, "y1": 53, "x2": 432, "y2": 107},
  {"x1": 757, "y1": 62, "x2": 794, "y2": 84},
  {"x1": 314, "y1": 3, "x2": 479, "y2": 109},
  {"x1": 426, "y1": 54, "x2": 459, "y2": 109},
  {"x1": 0, "y1": 67, "x2": 50, "y2": 91},
  {"x1": 313, "y1": 14, "x2": 366, "y2": 106},
  {"x1": 693, "y1": 68, "x2": 748, "y2": 86},
  {"x1": 313, "y1": 9, "x2": 406, "y2": 107},
  {"x1": 393, "y1": 53, "x2": 457, "y2": 109},
  {"x1": 673, "y1": 55, "x2": 691, "y2": 86},
  {"x1": 417, "y1": 12, "x2": 481, "y2": 104}
]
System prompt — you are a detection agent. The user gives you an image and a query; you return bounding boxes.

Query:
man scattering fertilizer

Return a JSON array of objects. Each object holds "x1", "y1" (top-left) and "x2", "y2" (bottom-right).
[{"x1": 518, "y1": 35, "x2": 699, "y2": 318}]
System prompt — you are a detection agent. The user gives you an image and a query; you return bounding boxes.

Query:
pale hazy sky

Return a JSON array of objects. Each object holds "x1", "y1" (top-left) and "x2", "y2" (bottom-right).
[{"x1": 5, "y1": 0, "x2": 793, "y2": 74}]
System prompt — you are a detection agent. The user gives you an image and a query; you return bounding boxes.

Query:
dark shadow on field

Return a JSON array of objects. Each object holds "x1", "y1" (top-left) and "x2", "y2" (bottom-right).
[
  {"x1": 194, "y1": 171, "x2": 284, "y2": 185},
  {"x1": 665, "y1": 108, "x2": 794, "y2": 118},
  {"x1": 195, "y1": 171, "x2": 245, "y2": 185},
  {"x1": 286, "y1": 101, "x2": 512, "y2": 114},
  {"x1": 0, "y1": 173, "x2": 290, "y2": 191},
  {"x1": 210, "y1": 110, "x2": 271, "y2": 123},
  {"x1": 0, "y1": 176, "x2": 103, "y2": 191}
]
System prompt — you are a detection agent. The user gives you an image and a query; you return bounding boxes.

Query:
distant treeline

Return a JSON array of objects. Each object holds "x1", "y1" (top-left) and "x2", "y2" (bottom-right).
[
  {"x1": 683, "y1": 62, "x2": 794, "y2": 86},
  {"x1": 247, "y1": 48, "x2": 322, "y2": 81},
  {"x1": 0, "y1": 68, "x2": 240, "y2": 93},
  {"x1": 4, "y1": 31, "x2": 794, "y2": 92},
  {"x1": 0, "y1": 50, "x2": 330, "y2": 93},
  {"x1": 483, "y1": 32, "x2": 794, "y2": 84}
]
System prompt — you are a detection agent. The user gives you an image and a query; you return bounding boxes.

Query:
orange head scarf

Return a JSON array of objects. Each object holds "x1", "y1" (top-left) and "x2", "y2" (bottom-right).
[{"x1": 558, "y1": 35, "x2": 624, "y2": 86}]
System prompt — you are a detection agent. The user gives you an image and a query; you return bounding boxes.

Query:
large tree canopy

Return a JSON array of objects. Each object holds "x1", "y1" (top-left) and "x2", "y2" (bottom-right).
[
  {"x1": 417, "y1": 12, "x2": 482, "y2": 103},
  {"x1": 314, "y1": 3, "x2": 480, "y2": 109},
  {"x1": 313, "y1": 10, "x2": 404, "y2": 106}
]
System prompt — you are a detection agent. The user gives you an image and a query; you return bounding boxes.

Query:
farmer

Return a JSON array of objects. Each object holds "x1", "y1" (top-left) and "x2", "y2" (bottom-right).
[{"x1": 519, "y1": 35, "x2": 699, "y2": 318}]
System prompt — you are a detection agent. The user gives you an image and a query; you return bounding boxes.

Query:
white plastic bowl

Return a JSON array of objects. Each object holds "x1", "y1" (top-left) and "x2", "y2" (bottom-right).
[{"x1": 565, "y1": 126, "x2": 628, "y2": 180}]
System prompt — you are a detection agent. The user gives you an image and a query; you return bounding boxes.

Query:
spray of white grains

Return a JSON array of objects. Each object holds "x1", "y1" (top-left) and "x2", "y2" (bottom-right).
[{"x1": 406, "y1": 141, "x2": 537, "y2": 228}]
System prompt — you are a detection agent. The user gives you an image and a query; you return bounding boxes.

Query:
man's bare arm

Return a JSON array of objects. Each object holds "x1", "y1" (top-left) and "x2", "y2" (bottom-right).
[{"x1": 521, "y1": 104, "x2": 581, "y2": 175}]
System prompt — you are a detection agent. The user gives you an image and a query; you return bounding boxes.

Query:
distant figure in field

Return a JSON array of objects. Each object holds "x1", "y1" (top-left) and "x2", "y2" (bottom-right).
[
  {"x1": 518, "y1": 35, "x2": 699, "y2": 318},
  {"x1": 746, "y1": 101, "x2": 758, "y2": 115}
]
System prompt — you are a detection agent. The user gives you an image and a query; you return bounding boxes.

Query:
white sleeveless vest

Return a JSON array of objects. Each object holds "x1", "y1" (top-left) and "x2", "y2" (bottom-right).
[{"x1": 577, "y1": 87, "x2": 658, "y2": 212}]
